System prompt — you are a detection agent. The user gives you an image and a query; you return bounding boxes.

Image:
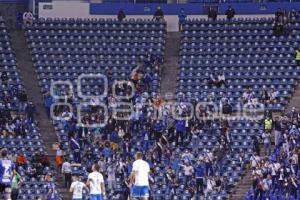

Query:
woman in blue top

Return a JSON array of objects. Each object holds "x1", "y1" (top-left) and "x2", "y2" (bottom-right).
[{"x1": 44, "y1": 174, "x2": 58, "y2": 200}]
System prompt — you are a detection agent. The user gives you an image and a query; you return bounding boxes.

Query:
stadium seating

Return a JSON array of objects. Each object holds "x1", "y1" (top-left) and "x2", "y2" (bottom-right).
[
  {"x1": 25, "y1": 17, "x2": 166, "y2": 199},
  {"x1": 176, "y1": 17, "x2": 300, "y2": 198},
  {"x1": 0, "y1": 19, "x2": 24, "y2": 111},
  {"x1": 178, "y1": 18, "x2": 300, "y2": 111},
  {"x1": 0, "y1": 18, "x2": 61, "y2": 200},
  {"x1": 23, "y1": 16, "x2": 300, "y2": 199},
  {"x1": 26, "y1": 18, "x2": 165, "y2": 96}
]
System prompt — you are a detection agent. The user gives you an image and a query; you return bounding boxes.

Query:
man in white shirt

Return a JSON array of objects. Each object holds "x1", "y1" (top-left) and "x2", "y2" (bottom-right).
[
  {"x1": 129, "y1": 152, "x2": 150, "y2": 200},
  {"x1": 70, "y1": 175, "x2": 87, "y2": 200},
  {"x1": 250, "y1": 153, "x2": 260, "y2": 169},
  {"x1": 107, "y1": 164, "x2": 116, "y2": 191},
  {"x1": 86, "y1": 164, "x2": 105, "y2": 200},
  {"x1": 61, "y1": 159, "x2": 72, "y2": 188}
]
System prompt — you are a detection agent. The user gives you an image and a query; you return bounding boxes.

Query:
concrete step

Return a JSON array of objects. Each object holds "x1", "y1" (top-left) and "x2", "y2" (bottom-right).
[
  {"x1": 160, "y1": 32, "x2": 181, "y2": 96},
  {"x1": 9, "y1": 29, "x2": 72, "y2": 200}
]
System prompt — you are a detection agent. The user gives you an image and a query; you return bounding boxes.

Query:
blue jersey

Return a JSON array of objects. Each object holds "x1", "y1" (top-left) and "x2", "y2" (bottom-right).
[
  {"x1": 44, "y1": 182, "x2": 58, "y2": 200},
  {"x1": 0, "y1": 158, "x2": 14, "y2": 185}
]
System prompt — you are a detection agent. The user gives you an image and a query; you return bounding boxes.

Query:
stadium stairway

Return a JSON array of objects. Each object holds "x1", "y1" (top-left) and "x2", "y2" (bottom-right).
[
  {"x1": 229, "y1": 81, "x2": 300, "y2": 199},
  {"x1": 286, "y1": 81, "x2": 300, "y2": 112},
  {"x1": 160, "y1": 31, "x2": 180, "y2": 98},
  {"x1": 229, "y1": 143, "x2": 275, "y2": 200},
  {"x1": 9, "y1": 29, "x2": 72, "y2": 199}
]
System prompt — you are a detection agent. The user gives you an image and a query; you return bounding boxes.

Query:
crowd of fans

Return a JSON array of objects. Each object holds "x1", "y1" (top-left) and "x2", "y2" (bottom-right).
[
  {"x1": 0, "y1": 105, "x2": 56, "y2": 199},
  {"x1": 47, "y1": 55, "x2": 251, "y2": 199},
  {"x1": 1, "y1": 7, "x2": 300, "y2": 200},
  {"x1": 250, "y1": 108, "x2": 300, "y2": 200}
]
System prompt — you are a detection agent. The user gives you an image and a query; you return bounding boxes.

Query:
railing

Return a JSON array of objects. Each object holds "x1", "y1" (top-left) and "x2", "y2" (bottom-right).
[
  {"x1": 99, "y1": 0, "x2": 299, "y2": 3},
  {"x1": 0, "y1": 0, "x2": 28, "y2": 2}
]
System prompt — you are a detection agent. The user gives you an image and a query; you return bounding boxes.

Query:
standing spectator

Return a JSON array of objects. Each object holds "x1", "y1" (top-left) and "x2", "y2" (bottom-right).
[
  {"x1": 55, "y1": 144, "x2": 64, "y2": 171},
  {"x1": 290, "y1": 174, "x2": 298, "y2": 199},
  {"x1": 205, "y1": 176, "x2": 215, "y2": 198},
  {"x1": 222, "y1": 100, "x2": 232, "y2": 115},
  {"x1": 117, "y1": 9, "x2": 126, "y2": 22},
  {"x1": 250, "y1": 152, "x2": 260, "y2": 169},
  {"x1": 207, "y1": 7, "x2": 217, "y2": 21},
  {"x1": 70, "y1": 136, "x2": 81, "y2": 163},
  {"x1": 225, "y1": 6, "x2": 235, "y2": 20},
  {"x1": 264, "y1": 116, "x2": 273, "y2": 132},
  {"x1": 179, "y1": 162, "x2": 194, "y2": 180},
  {"x1": 262, "y1": 175, "x2": 272, "y2": 199},
  {"x1": 178, "y1": 8, "x2": 187, "y2": 31},
  {"x1": 175, "y1": 119, "x2": 186, "y2": 145},
  {"x1": 195, "y1": 160, "x2": 205, "y2": 195},
  {"x1": 107, "y1": 164, "x2": 116, "y2": 192},
  {"x1": 44, "y1": 93, "x2": 53, "y2": 119},
  {"x1": 153, "y1": 7, "x2": 164, "y2": 21},
  {"x1": 274, "y1": 8, "x2": 284, "y2": 35},
  {"x1": 44, "y1": 173, "x2": 57, "y2": 200},
  {"x1": 61, "y1": 159, "x2": 72, "y2": 188},
  {"x1": 69, "y1": 175, "x2": 86, "y2": 200},
  {"x1": 11, "y1": 170, "x2": 22, "y2": 200},
  {"x1": 274, "y1": 116, "x2": 282, "y2": 147},
  {"x1": 295, "y1": 47, "x2": 300, "y2": 66},
  {"x1": 253, "y1": 175, "x2": 264, "y2": 200},
  {"x1": 25, "y1": 102, "x2": 36, "y2": 122},
  {"x1": 0, "y1": 149, "x2": 15, "y2": 200},
  {"x1": 17, "y1": 90, "x2": 27, "y2": 113},
  {"x1": 262, "y1": 130, "x2": 272, "y2": 155}
]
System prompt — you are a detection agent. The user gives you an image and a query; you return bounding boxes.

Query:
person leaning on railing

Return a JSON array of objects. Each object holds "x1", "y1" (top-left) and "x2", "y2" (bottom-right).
[{"x1": 296, "y1": 47, "x2": 300, "y2": 66}]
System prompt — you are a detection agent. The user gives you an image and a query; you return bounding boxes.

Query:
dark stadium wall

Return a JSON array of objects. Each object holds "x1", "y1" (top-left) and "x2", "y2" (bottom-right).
[
  {"x1": 0, "y1": 0, "x2": 28, "y2": 28},
  {"x1": 37, "y1": 0, "x2": 299, "y2": 31},
  {"x1": 90, "y1": 2, "x2": 300, "y2": 15}
]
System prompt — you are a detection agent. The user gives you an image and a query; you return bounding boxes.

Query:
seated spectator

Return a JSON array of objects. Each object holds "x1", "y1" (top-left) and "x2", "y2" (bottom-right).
[
  {"x1": 268, "y1": 88, "x2": 278, "y2": 104},
  {"x1": 208, "y1": 72, "x2": 218, "y2": 87},
  {"x1": 287, "y1": 107, "x2": 298, "y2": 119},
  {"x1": 117, "y1": 9, "x2": 126, "y2": 21},
  {"x1": 260, "y1": 89, "x2": 269, "y2": 106},
  {"x1": 217, "y1": 72, "x2": 226, "y2": 87},
  {"x1": 22, "y1": 11, "x2": 33, "y2": 27},
  {"x1": 39, "y1": 152, "x2": 50, "y2": 167},
  {"x1": 225, "y1": 6, "x2": 235, "y2": 20},
  {"x1": 289, "y1": 8, "x2": 299, "y2": 20},
  {"x1": 153, "y1": 7, "x2": 164, "y2": 21},
  {"x1": 16, "y1": 152, "x2": 27, "y2": 167}
]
